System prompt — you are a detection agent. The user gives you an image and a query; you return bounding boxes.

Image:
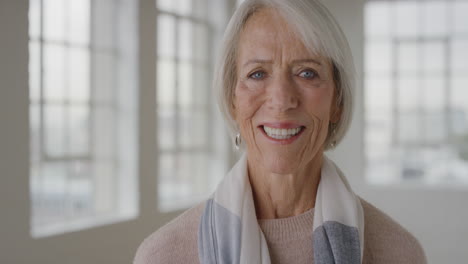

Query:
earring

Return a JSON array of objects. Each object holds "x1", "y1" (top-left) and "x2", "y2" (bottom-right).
[
  {"x1": 235, "y1": 133, "x2": 242, "y2": 150},
  {"x1": 330, "y1": 123, "x2": 337, "y2": 148}
]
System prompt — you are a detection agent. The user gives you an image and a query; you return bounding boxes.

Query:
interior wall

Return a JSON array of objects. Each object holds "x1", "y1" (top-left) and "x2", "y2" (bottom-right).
[
  {"x1": 0, "y1": 0, "x2": 31, "y2": 262},
  {"x1": 322, "y1": 0, "x2": 468, "y2": 263}
]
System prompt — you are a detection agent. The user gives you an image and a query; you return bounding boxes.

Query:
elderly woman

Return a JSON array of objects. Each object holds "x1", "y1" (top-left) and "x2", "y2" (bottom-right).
[{"x1": 135, "y1": 0, "x2": 426, "y2": 263}]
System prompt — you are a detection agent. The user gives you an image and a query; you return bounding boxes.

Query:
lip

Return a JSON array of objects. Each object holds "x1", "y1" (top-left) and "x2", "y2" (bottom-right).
[
  {"x1": 258, "y1": 122, "x2": 306, "y2": 145},
  {"x1": 259, "y1": 122, "x2": 303, "y2": 129}
]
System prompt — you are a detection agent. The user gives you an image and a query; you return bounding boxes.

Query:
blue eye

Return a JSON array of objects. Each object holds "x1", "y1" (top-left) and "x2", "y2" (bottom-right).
[
  {"x1": 299, "y1": 70, "x2": 317, "y2": 79},
  {"x1": 249, "y1": 71, "x2": 266, "y2": 80}
]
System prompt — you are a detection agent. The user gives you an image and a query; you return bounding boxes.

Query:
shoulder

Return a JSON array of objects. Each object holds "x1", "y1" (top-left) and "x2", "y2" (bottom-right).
[
  {"x1": 133, "y1": 202, "x2": 205, "y2": 264},
  {"x1": 360, "y1": 198, "x2": 427, "y2": 264}
]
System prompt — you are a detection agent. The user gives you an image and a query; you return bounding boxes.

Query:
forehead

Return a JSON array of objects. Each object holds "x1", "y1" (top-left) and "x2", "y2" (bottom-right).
[{"x1": 238, "y1": 8, "x2": 314, "y2": 59}]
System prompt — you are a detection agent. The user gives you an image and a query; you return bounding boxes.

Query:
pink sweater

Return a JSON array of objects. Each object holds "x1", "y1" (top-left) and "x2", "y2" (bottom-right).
[{"x1": 134, "y1": 198, "x2": 427, "y2": 264}]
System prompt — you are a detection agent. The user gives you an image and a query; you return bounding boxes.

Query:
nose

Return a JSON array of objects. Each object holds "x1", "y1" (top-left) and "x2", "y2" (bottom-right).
[{"x1": 267, "y1": 74, "x2": 299, "y2": 112}]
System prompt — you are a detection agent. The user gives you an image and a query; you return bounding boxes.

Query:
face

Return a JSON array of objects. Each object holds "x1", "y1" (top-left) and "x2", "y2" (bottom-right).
[{"x1": 232, "y1": 8, "x2": 340, "y2": 174}]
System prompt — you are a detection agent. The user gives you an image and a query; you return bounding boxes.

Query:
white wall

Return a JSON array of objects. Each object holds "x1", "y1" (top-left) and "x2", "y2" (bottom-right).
[{"x1": 322, "y1": 0, "x2": 468, "y2": 263}]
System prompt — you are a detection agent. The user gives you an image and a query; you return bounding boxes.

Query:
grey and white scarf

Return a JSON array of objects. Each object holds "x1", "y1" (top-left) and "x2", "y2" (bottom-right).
[{"x1": 198, "y1": 154, "x2": 364, "y2": 264}]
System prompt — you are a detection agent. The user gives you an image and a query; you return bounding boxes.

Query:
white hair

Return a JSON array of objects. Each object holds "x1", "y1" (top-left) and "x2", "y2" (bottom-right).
[{"x1": 214, "y1": 0, "x2": 355, "y2": 150}]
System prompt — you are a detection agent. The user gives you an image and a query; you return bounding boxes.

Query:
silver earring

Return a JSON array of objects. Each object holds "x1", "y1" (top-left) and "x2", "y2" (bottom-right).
[
  {"x1": 235, "y1": 133, "x2": 242, "y2": 150},
  {"x1": 329, "y1": 123, "x2": 337, "y2": 148}
]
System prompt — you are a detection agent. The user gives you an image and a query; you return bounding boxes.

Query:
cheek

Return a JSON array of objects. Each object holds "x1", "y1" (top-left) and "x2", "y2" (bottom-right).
[
  {"x1": 233, "y1": 82, "x2": 265, "y2": 120},
  {"x1": 303, "y1": 88, "x2": 334, "y2": 119}
]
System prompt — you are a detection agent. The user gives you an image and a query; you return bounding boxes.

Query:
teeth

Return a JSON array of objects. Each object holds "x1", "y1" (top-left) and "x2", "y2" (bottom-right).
[{"x1": 263, "y1": 126, "x2": 302, "y2": 139}]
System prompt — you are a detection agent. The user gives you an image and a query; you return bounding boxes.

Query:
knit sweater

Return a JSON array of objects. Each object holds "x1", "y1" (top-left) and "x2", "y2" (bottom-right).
[{"x1": 134, "y1": 198, "x2": 427, "y2": 264}]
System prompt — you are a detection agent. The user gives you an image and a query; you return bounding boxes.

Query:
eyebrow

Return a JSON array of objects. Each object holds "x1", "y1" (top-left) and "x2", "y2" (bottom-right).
[
  {"x1": 292, "y1": 59, "x2": 322, "y2": 66},
  {"x1": 242, "y1": 58, "x2": 323, "y2": 67}
]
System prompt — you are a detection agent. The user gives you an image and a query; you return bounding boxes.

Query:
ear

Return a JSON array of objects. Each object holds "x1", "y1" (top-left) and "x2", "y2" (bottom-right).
[
  {"x1": 229, "y1": 96, "x2": 237, "y2": 121},
  {"x1": 330, "y1": 94, "x2": 342, "y2": 123}
]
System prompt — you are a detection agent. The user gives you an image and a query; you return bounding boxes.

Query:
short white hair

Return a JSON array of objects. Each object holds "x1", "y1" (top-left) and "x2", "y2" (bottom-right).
[{"x1": 214, "y1": 0, "x2": 355, "y2": 150}]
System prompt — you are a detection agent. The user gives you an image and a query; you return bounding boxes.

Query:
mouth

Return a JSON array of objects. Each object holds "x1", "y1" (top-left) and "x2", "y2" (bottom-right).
[{"x1": 259, "y1": 124, "x2": 305, "y2": 143}]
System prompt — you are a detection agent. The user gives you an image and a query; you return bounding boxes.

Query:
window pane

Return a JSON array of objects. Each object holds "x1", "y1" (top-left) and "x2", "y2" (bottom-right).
[
  {"x1": 422, "y1": 1, "x2": 448, "y2": 37},
  {"x1": 45, "y1": 104, "x2": 66, "y2": 156},
  {"x1": 397, "y1": 42, "x2": 419, "y2": 74},
  {"x1": 192, "y1": 0, "x2": 208, "y2": 19},
  {"x1": 423, "y1": 77, "x2": 445, "y2": 111},
  {"x1": 67, "y1": 0, "x2": 90, "y2": 45},
  {"x1": 193, "y1": 23, "x2": 209, "y2": 64},
  {"x1": 29, "y1": 0, "x2": 40, "y2": 39},
  {"x1": 94, "y1": 162, "x2": 115, "y2": 213},
  {"x1": 191, "y1": 153, "x2": 209, "y2": 194},
  {"x1": 453, "y1": 1, "x2": 468, "y2": 34},
  {"x1": 44, "y1": 0, "x2": 66, "y2": 41},
  {"x1": 158, "y1": 153, "x2": 175, "y2": 200},
  {"x1": 399, "y1": 148, "x2": 427, "y2": 181},
  {"x1": 451, "y1": 40, "x2": 468, "y2": 73},
  {"x1": 365, "y1": 77, "x2": 393, "y2": 110},
  {"x1": 366, "y1": 109, "x2": 393, "y2": 145},
  {"x1": 158, "y1": 106, "x2": 176, "y2": 150},
  {"x1": 30, "y1": 104, "x2": 41, "y2": 164},
  {"x1": 366, "y1": 137, "x2": 391, "y2": 165},
  {"x1": 395, "y1": 1, "x2": 420, "y2": 37},
  {"x1": 157, "y1": 59, "x2": 176, "y2": 105},
  {"x1": 174, "y1": 153, "x2": 193, "y2": 197},
  {"x1": 451, "y1": 77, "x2": 468, "y2": 112},
  {"x1": 68, "y1": 106, "x2": 90, "y2": 156},
  {"x1": 424, "y1": 111, "x2": 446, "y2": 142},
  {"x1": 29, "y1": 41, "x2": 41, "y2": 102},
  {"x1": 422, "y1": 42, "x2": 445, "y2": 73},
  {"x1": 178, "y1": 19, "x2": 193, "y2": 61},
  {"x1": 397, "y1": 77, "x2": 420, "y2": 110},
  {"x1": 399, "y1": 111, "x2": 421, "y2": 143},
  {"x1": 157, "y1": 15, "x2": 176, "y2": 58},
  {"x1": 179, "y1": 107, "x2": 206, "y2": 148},
  {"x1": 44, "y1": 44, "x2": 66, "y2": 101},
  {"x1": 365, "y1": 1, "x2": 392, "y2": 37},
  {"x1": 69, "y1": 161, "x2": 93, "y2": 217},
  {"x1": 451, "y1": 77, "x2": 468, "y2": 137},
  {"x1": 37, "y1": 163, "x2": 68, "y2": 224},
  {"x1": 179, "y1": 62, "x2": 193, "y2": 106},
  {"x1": 176, "y1": 0, "x2": 192, "y2": 16},
  {"x1": 68, "y1": 48, "x2": 90, "y2": 103},
  {"x1": 451, "y1": 108, "x2": 468, "y2": 137},
  {"x1": 193, "y1": 65, "x2": 209, "y2": 106},
  {"x1": 157, "y1": 0, "x2": 175, "y2": 12},
  {"x1": 365, "y1": 41, "x2": 392, "y2": 74}
]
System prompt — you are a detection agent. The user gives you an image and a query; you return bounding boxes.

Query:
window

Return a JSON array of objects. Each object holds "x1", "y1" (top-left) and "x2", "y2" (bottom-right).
[
  {"x1": 156, "y1": 0, "x2": 229, "y2": 210},
  {"x1": 364, "y1": 0, "x2": 468, "y2": 185},
  {"x1": 29, "y1": 0, "x2": 138, "y2": 237}
]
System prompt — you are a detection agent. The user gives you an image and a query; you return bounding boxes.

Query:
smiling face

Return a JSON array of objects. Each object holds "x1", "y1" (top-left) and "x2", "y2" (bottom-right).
[{"x1": 233, "y1": 8, "x2": 340, "y2": 174}]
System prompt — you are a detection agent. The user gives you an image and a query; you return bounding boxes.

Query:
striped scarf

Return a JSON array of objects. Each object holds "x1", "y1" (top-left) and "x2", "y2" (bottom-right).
[{"x1": 198, "y1": 154, "x2": 364, "y2": 264}]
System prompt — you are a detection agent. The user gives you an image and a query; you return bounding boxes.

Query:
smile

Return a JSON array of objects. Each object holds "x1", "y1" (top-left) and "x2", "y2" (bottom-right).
[{"x1": 261, "y1": 125, "x2": 305, "y2": 141}]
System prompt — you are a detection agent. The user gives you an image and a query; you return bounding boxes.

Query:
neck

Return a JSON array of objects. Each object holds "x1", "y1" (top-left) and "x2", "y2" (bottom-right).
[{"x1": 247, "y1": 154, "x2": 323, "y2": 219}]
